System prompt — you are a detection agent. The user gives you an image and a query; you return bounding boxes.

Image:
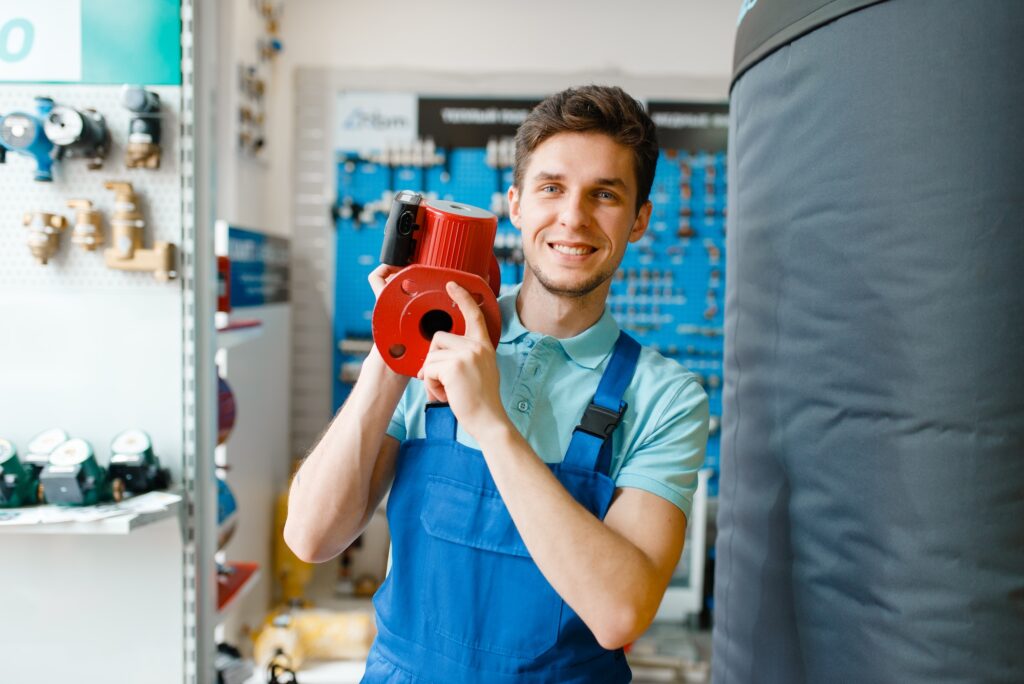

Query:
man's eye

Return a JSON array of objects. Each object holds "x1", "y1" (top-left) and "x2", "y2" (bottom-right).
[
  {"x1": 540, "y1": 185, "x2": 559, "y2": 193},
  {"x1": 596, "y1": 190, "x2": 617, "y2": 200}
]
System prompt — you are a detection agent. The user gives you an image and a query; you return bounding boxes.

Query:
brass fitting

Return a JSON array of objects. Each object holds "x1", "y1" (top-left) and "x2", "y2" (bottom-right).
[
  {"x1": 104, "y1": 181, "x2": 144, "y2": 260},
  {"x1": 125, "y1": 140, "x2": 160, "y2": 169},
  {"x1": 22, "y1": 212, "x2": 68, "y2": 265},
  {"x1": 102, "y1": 180, "x2": 177, "y2": 281},
  {"x1": 67, "y1": 199, "x2": 104, "y2": 251}
]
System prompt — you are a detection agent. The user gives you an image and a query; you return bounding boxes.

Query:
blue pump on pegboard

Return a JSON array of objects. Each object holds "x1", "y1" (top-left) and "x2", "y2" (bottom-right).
[{"x1": 0, "y1": 96, "x2": 57, "y2": 182}]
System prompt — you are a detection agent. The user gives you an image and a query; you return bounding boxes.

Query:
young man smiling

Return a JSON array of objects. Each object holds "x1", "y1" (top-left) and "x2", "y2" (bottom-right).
[{"x1": 285, "y1": 85, "x2": 709, "y2": 683}]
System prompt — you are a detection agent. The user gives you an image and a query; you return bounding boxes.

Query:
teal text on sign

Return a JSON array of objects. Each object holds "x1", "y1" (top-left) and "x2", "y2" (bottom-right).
[{"x1": 0, "y1": 18, "x2": 34, "y2": 62}]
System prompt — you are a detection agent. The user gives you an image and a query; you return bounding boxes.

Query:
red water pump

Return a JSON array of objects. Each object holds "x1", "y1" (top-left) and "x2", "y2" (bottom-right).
[{"x1": 372, "y1": 191, "x2": 502, "y2": 376}]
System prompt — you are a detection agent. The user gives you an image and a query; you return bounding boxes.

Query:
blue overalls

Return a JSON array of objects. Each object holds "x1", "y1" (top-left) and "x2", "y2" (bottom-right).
[{"x1": 362, "y1": 332, "x2": 641, "y2": 683}]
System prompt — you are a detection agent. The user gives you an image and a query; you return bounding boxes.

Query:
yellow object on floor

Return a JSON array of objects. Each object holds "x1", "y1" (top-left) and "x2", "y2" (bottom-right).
[{"x1": 253, "y1": 608, "x2": 376, "y2": 671}]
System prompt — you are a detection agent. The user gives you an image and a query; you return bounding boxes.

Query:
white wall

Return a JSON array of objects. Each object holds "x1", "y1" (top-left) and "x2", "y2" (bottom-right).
[
  {"x1": 216, "y1": 0, "x2": 285, "y2": 234},
  {"x1": 267, "y1": 0, "x2": 743, "y2": 238}
]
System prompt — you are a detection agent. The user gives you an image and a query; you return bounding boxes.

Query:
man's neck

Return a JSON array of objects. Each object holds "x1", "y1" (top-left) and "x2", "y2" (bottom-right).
[{"x1": 516, "y1": 273, "x2": 609, "y2": 339}]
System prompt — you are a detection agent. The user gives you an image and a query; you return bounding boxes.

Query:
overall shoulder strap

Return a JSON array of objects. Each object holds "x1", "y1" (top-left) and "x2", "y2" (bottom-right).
[
  {"x1": 424, "y1": 402, "x2": 458, "y2": 440},
  {"x1": 562, "y1": 332, "x2": 642, "y2": 475}
]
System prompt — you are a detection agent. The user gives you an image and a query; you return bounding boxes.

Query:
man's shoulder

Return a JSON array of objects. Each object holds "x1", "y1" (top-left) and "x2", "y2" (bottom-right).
[{"x1": 633, "y1": 343, "x2": 701, "y2": 389}]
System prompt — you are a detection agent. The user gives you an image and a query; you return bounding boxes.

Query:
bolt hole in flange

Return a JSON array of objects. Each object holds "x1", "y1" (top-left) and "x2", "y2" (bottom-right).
[
  {"x1": 419, "y1": 309, "x2": 454, "y2": 340},
  {"x1": 389, "y1": 344, "x2": 406, "y2": 358}
]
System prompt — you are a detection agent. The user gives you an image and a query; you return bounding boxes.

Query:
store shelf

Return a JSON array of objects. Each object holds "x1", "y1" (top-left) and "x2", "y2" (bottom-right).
[
  {"x1": 217, "y1": 320, "x2": 264, "y2": 350},
  {"x1": 0, "y1": 491, "x2": 182, "y2": 535},
  {"x1": 217, "y1": 561, "x2": 261, "y2": 616}
]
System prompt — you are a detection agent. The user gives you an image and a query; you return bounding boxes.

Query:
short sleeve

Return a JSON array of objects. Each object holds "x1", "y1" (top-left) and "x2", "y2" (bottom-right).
[
  {"x1": 614, "y1": 378, "x2": 709, "y2": 519},
  {"x1": 386, "y1": 384, "x2": 410, "y2": 442}
]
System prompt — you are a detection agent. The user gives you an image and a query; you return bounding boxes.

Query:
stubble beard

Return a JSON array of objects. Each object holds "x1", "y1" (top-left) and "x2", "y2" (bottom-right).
[{"x1": 526, "y1": 258, "x2": 616, "y2": 299}]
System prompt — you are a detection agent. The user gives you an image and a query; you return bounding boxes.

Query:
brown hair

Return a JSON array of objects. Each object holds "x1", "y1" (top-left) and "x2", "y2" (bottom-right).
[{"x1": 513, "y1": 85, "x2": 659, "y2": 213}]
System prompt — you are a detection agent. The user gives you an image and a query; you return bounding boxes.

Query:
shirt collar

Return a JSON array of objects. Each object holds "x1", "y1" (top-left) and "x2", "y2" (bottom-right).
[
  {"x1": 497, "y1": 283, "x2": 621, "y2": 370},
  {"x1": 498, "y1": 284, "x2": 531, "y2": 344}
]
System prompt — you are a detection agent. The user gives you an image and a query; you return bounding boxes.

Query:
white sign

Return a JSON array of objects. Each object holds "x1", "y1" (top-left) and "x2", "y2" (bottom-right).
[
  {"x1": 0, "y1": 0, "x2": 82, "y2": 82},
  {"x1": 335, "y1": 92, "x2": 417, "y2": 151}
]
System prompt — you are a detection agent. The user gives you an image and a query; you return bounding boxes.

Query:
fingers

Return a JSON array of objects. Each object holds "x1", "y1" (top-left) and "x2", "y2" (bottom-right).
[
  {"x1": 428, "y1": 331, "x2": 470, "y2": 354},
  {"x1": 423, "y1": 379, "x2": 446, "y2": 403},
  {"x1": 368, "y1": 264, "x2": 403, "y2": 299},
  {"x1": 418, "y1": 359, "x2": 448, "y2": 403},
  {"x1": 445, "y1": 281, "x2": 490, "y2": 345}
]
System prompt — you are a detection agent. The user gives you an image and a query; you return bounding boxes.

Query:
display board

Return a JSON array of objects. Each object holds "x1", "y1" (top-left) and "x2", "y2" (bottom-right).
[
  {"x1": 330, "y1": 93, "x2": 727, "y2": 492},
  {"x1": 0, "y1": 80, "x2": 188, "y2": 684}
]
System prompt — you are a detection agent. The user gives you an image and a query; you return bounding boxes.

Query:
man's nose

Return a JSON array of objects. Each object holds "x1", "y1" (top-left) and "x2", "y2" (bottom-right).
[{"x1": 558, "y1": 193, "x2": 590, "y2": 229}]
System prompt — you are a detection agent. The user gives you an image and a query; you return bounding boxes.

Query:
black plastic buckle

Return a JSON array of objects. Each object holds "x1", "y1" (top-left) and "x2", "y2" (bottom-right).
[{"x1": 576, "y1": 402, "x2": 625, "y2": 439}]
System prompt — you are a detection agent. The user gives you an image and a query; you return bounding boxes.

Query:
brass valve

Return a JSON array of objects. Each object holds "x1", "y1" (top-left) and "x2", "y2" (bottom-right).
[
  {"x1": 22, "y1": 211, "x2": 68, "y2": 265},
  {"x1": 104, "y1": 180, "x2": 144, "y2": 260},
  {"x1": 102, "y1": 180, "x2": 177, "y2": 281},
  {"x1": 67, "y1": 198, "x2": 104, "y2": 251}
]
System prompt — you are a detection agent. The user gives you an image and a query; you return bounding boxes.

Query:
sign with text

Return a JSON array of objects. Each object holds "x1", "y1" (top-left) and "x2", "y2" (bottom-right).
[
  {"x1": 648, "y1": 101, "x2": 729, "y2": 152},
  {"x1": 0, "y1": 0, "x2": 82, "y2": 82},
  {"x1": 227, "y1": 227, "x2": 290, "y2": 308},
  {"x1": 417, "y1": 97, "x2": 541, "y2": 148},
  {"x1": 0, "y1": 0, "x2": 180, "y2": 84},
  {"x1": 335, "y1": 92, "x2": 417, "y2": 151}
]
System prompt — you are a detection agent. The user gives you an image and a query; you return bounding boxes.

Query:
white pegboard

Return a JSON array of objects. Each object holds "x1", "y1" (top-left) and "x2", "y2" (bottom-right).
[
  {"x1": 0, "y1": 81, "x2": 189, "y2": 684},
  {"x1": 0, "y1": 84, "x2": 181, "y2": 290}
]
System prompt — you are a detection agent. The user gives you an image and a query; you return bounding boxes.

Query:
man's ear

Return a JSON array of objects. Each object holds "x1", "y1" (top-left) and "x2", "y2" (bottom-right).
[
  {"x1": 507, "y1": 185, "x2": 522, "y2": 230},
  {"x1": 628, "y1": 201, "x2": 653, "y2": 243}
]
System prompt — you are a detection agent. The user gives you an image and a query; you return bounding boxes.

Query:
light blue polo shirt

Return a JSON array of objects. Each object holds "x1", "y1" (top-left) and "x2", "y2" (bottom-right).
[{"x1": 387, "y1": 285, "x2": 709, "y2": 518}]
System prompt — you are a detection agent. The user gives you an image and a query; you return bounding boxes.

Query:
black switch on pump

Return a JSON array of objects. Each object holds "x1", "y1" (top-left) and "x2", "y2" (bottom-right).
[{"x1": 380, "y1": 190, "x2": 423, "y2": 267}]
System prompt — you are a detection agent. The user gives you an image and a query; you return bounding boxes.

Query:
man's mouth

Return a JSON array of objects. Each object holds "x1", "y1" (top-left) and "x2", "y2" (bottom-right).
[{"x1": 548, "y1": 242, "x2": 597, "y2": 256}]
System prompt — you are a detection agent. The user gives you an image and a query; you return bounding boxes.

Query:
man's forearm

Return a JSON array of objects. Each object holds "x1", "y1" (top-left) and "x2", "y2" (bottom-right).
[
  {"x1": 475, "y1": 421, "x2": 682, "y2": 650},
  {"x1": 284, "y1": 350, "x2": 408, "y2": 563}
]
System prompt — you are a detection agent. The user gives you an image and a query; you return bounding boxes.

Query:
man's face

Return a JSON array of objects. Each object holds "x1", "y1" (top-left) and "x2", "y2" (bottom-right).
[{"x1": 509, "y1": 131, "x2": 651, "y2": 299}]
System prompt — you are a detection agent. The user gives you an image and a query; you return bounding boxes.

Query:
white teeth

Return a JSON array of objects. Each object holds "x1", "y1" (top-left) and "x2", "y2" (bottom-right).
[{"x1": 550, "y1": 243, "x2": 593, "y2": 256}]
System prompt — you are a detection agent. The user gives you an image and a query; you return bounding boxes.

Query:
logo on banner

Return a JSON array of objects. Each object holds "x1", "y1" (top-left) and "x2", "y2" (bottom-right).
[
  {"x1": 335, "y1": 92, "x2": 417, "y2": 151},
  {"x1": 0, "y1": 0, "x2": 82, "y2": 82}
]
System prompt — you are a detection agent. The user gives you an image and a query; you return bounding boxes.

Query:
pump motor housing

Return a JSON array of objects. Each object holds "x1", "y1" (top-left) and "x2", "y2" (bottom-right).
[{"x1": 372, "y1": 191, "x2": 502, "y2": 377}]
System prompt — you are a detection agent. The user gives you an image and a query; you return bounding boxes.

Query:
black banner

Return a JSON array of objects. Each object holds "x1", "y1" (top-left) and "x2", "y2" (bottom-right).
[
  {"x1": 418, "y1": 97, "x2": 542, "y2": 147},
  {"x1": 417, "y1": 97, "x2": 727, "y2": 152},
  {"x1": 648, "y1": 101, "x2": 729, "y2": 152}
]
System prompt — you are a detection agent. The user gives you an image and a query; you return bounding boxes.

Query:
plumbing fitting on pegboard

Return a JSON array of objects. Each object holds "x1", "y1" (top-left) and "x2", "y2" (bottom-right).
[
  {"x1": 103, "y1": 180, "x2": 177, "y2": 280},
  {"x1": 372, "y1": 191, "x2": 502, "y2": 377},
  {"x1": 121, "y1": 85, "x2": 162, "y2": 169},
  {"x1": 67, "y1": 198, "x2": 104, "y2": 251},
  {"x1": 43, "y1": 104, "x2": 109, "y2": 170},
  {"x1": 0, "y1": 96, "x2": 57, "y2": 182},
  {"x1": 22, "y1": 211, "x2": 68, "y2": 265}
]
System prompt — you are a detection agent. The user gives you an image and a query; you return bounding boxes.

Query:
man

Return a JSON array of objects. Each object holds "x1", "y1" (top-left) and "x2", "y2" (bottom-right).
[{"x1": 285, "y1": 85, "x2": 709, "y2": 682}]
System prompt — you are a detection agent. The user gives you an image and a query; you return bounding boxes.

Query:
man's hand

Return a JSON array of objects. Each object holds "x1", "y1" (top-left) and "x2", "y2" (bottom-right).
[
  {"x1": 418, "y1": 281, "x2": 508, "y2": 441},
  {"x1": 368, "y1": 263, "x2": 403, "y2": 299}
]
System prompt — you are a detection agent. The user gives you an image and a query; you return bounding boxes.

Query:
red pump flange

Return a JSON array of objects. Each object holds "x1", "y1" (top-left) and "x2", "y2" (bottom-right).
[{"x1": 372, "y1": 192, "x2": 502, "y2": 377}]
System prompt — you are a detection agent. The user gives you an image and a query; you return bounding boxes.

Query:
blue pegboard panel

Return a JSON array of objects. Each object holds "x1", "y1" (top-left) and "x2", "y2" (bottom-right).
[{"x1": 333, "y1": 140, "x2": 727, "y2": 494}]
